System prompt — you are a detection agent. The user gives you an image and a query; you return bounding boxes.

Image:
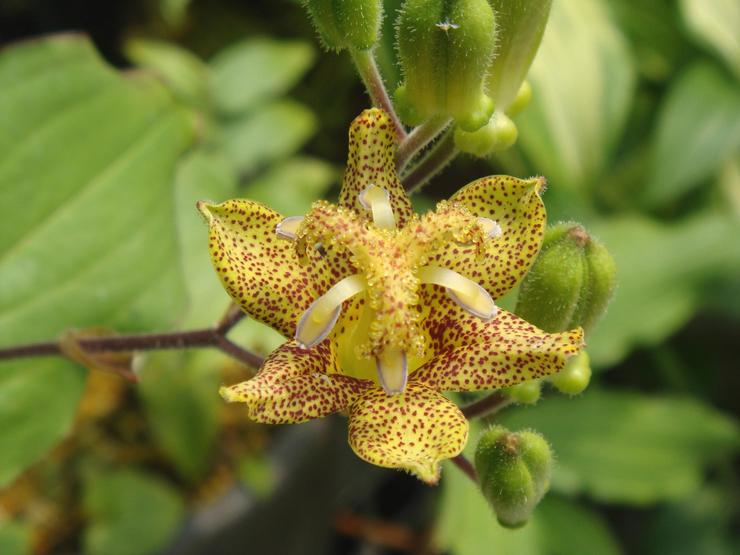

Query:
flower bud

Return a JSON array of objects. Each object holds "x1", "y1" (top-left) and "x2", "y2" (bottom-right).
[
  {"x1": 302, "y1": 0, "x2": 383, "y2": 51},
  {"x1": 504, "y1": 379, "x2": 541, "y2": 404},
  {"x1": 395, "y1": 0, "x2": 496, "y2": 131},
  {"x1": 475, "y1": 426, "x2": 552, "y2": 528},
  {"x1": 549, "y1": 351, "x2": 591, "y2": 395},
  {"x1": 454, "y1": 111, "x2": 518, "y2": 157},
  {"x1": 515, "y1": 223, "x2": 616, "y2": 335},
  {"x1": 486, "y1": 0, "x2": 552, "y2": 112}
]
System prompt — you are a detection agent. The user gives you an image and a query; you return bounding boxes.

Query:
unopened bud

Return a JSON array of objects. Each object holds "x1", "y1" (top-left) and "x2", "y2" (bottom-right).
[
  {"x1": 486, "y1": 0, "x2": 552, "y2": 112},
  {"x1": 303, "y1": 0, "x2": 383, "y2": 51},
  {"x1": 515, "y1": 223, "x2": 616, "y2": 335},
  {"x1": 475, "y1": 426, "x2": 553, "y2": 528},
  {"x1": 454, "y1": 111, "x2": 518, "y2": 157},
  {"x1": 395, "y1": 0, "x2": 496, "y2": 131},
  {"x1": 504, "y1": 379, "x2": 541, "y2": 404},
  {"x1": 549, "y1": 351, "x2": 591, "y2": 395}
]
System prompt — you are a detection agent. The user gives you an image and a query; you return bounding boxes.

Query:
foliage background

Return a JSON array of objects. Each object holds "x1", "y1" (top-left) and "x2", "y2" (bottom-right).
[{"x1": 0, "y1": 0, "x2": 738, "y2": 554}]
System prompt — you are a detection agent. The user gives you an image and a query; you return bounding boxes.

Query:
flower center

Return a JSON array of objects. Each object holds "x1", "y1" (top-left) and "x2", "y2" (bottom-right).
[{"x1": 276, "y1": 188, "x2": 501, "y2": 395}]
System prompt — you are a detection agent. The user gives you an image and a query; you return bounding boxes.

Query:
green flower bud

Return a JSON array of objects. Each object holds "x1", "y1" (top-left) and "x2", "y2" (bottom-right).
[
  {"x1": 515, "y1": 223, "x2": 616, "y2": 335},
  {"x1": 454, "y1": 111, "x2": 518, "y2": 157},
  {"x1": 395, "y1": 0, "x2": 496, "y2": 131},
  {"x1": 504, "y1": 379, "x2": 541, "y2": 404},
  {"x1": 549, "y1": 351, "x2": 591, "y2": 395},
  {"x1": 302, "y1": 0, "x2": 383, "y2": 51},
  {"x1": 486, "y1": 0, "x2": 552, "y2": 112},
  {"x1": 475, "y1": 426, "x2": 553, "y2": 528},
  {"x1": 506, "y1": 80, "x2": 532, "y2": 117}
]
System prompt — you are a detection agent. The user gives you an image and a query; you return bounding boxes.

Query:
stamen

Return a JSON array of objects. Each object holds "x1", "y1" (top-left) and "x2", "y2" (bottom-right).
[
  {"x1": 276, "y1": 216, "x2": 304, "y2": 240},
  {"x1": 376, "y1": 349, "x2": 408, "y2": 395},
  {"x1": 295, "y1": 274, "x2": 366, "y2": 349},
  {"x1": 478, "y1": 217, "x2": 502, "y2": 238},
  {"x1": 418, "y1": 265, "x2": 498, "y2": 320},
  {"x1": 358, "y1": 184, "x2": 396, "y2": 230}
]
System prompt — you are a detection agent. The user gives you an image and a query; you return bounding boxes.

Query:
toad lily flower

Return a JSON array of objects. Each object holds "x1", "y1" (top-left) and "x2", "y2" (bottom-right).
[{"x1": 198, "y1": 109, "x2": 584, "y2": 484}]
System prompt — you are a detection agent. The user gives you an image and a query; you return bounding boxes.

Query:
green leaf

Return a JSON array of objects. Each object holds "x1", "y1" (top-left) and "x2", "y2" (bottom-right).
[
  {"x1": 587, "y1": 213, "x2": 740, "y2": 366},
  {"x1": 514, "y1": 0, "x2": 635, "y2": 190},
  {"x1": 500, "y1": 389, "x2": 739, "y2": 504},
  {"x1": 0, "y1": 521, "x2": 30, "y2": 555},
  {"x1": 680, "y1": 0, "x2": 740, "y2": 79},
  {"x1": 642, "y1": 64, "x2": 740, "y2": 208},
  {"x1": 243, "y1": 156, "x2": 337, "y2": 215},
  {"x1": 84, "y1": 469, "x2": 184, "y2": 555},
  {"x1": 210, "y1": 38, "x2": 315, "y2": 115},
  {"x1": 0, "y1": 35, "x2": 195, "y2": 487},
  {"x1": 219, "y1": 100, "x2": 317, "y2": 175}
]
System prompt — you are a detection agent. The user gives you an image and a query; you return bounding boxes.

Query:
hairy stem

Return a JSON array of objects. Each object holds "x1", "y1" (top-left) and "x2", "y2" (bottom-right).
[
  {"x1": 401, "y1": 128, "x2": 459, "y2": 193},
  {"x1": 461, "y1": 391, "x2": 511, "y2": 420},
  {"x1": 350, "y1": 48, "x2": 407, "y2": 141},
  {"x1": 395, "y1": 116, "x2": 451, "y2": 173}
]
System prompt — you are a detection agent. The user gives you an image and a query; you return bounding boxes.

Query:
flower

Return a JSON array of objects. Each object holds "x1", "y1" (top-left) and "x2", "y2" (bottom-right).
[{"x1": 198, "y1": 109, "x2": 583, "y2": 484}]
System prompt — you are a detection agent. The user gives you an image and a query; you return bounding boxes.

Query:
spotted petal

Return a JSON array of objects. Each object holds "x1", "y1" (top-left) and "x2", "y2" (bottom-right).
[
  {"x1": 339, "y1": 109, "x2": 414, "y2": 227},
  {"x1": 414, "y1": 295, "x2": 584, "y2": 391},
  {"x1": 220, "y1": 341, "x2": 370, "y2": 424},
  {"x1": 348, "y1": 382, "x2": 468, "y2": 484},
  {"x1": 429, "y1": 175, "x2": 546, "y2": 299}
]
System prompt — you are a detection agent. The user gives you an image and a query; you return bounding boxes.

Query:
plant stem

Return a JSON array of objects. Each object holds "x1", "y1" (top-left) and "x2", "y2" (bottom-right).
[
  {"x1": 461, "y1": 391, "x2": 511, "y2": 420},
  {"x1": 401, "y1": 128, "x2": 459, "y2": 193},
  {"x1": 395, "y1": 116, "x2": 451, "y2": 174},
  {"x1": 350, "y1": 48, "x2": 407, "y2": 141},
  {"x1": 451, "y1": 454, "x2": 478, "y2": 483}
]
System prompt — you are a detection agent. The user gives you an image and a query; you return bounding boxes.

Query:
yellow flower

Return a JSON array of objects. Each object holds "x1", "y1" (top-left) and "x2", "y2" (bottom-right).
[{"x1": 198, "y1": 109, "x2": 583, "y2": 484}]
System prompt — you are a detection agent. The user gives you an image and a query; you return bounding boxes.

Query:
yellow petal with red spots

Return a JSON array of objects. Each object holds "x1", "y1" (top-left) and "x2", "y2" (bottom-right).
[
  {"x1": 413, "y1": 305, "x2": 585, "y2": 391},
  {"x1": 339, "y1": 109, "x2": 414, "y2": 227},
  {"x1": 431, "y1": 175, "x2": 547, "y2": 299},
  {"x1": 220, "y1": 341, "x2": 371, "y2": 423},
  {"x1": 348, "y1": 382, "x2": 469, "y2": 484}
]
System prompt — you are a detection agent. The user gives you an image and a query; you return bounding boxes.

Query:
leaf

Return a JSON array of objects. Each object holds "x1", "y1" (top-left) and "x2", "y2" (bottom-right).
[
  {"x1": 83, "y1": 469, "x2": 184, "y2": 555},
  {"x1": 219, "y1": 100, "x2": 317, "y2": 175},
  {"x1": 210, "y1": 38, "x2": 315, "y2": 115},
  {"x1": 0, "y1": 35, "x2": 194, "y2": 487},
  {"x1": 500, "y1": 389, "x2": 739, "y2": 504},
  {"x1": 138, "y1": 350, "x2": 221, "y2": 481},
  {"x1": 587, "y1": 213, "x2": 740, "y2": 367},
  {"x1": 243, "y1": 156, "x2": 337, "y2": 215},
  {"x1": 514, "y1": 0, "x2": 635, "y2": 190},
  {"x1": 680, "y1": 0, "x2": 740, "y2": 79},
  {"x1": 642, "y1": 64, "x2": 740, "y2": 208},
  {"x1": 0, "y1": 521, "x2": 30, "y2": 555}
]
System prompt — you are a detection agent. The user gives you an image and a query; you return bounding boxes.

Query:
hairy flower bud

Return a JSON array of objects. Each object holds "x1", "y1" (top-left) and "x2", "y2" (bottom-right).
[
  {"x1": 475, "y1": 425, "x2": 553, "y2": 528},
  {"x1": 302, "y1": 0, "x2": 383, "y2": 51},
  {"x1": 486, "y1": 0, "x2": 552, "y2": 112},
  {"x1": 549, "y1": 351, "x2": 591, "y2": 395},
  {"x1": 394, "y1": 0, "x2": 496, "y2": 131},
  {"x1": 454, "y1": 111, "x2": 518, "y2": 157},
  {"x1": 515, "y1": 223, "x2": 616, "y2": 335}
]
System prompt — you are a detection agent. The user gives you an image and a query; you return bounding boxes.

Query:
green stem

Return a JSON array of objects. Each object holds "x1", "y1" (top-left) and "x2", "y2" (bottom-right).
[
  {"x1": 350, "y1": 48, "x2": 407, "y2": 141},
  {"x1": 401, "y1": 128, "x2": 459, "y2": 193},
  {"x1": 395, "y1": 116, "x2": 451, "y2": 174}
]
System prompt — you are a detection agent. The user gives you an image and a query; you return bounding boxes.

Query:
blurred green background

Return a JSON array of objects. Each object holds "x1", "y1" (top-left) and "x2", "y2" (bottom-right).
[{"x1": 0, "y1": 0, "x2": 738, "y2": 554}]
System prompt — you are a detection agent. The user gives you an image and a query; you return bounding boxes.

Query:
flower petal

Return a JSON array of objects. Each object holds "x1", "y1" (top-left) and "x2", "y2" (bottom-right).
[
  {"x1": 220, "y1": 341, "x2": 370, "y2": 423},
  {"x1": 432, "y1": 175, "x2": 546, "y2": 299},
  {"x1": 348, "y1": 382, "x2": 469, "y2": 484},
  {"x1": 414, "y1": 299, "x2": 584, "y2": 391},
  {"x1": 339, "y1": 109, "x2": 414, "y2": 227}
]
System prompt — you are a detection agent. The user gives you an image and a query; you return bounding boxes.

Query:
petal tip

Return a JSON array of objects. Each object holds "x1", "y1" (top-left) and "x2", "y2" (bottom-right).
[
  {"x1": 196, "y1": 200, "x2": 216, "y2": 223},
  {"x1": 219, "y1": 384, "x2": 239, "y2": 403}
]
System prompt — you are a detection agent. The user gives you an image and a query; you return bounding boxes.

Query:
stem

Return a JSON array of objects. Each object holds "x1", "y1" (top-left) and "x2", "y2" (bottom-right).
[
  {"x1": 349, "y1": 48, "x2": 407, "y2": 141},
  {"x1": 461, "y1": 391, "x2": 511, "y2": 420},
  {"x1": 395, "y1": 116, "x2": 451, "y2": 174},
  {"x1": 451, "y1": 454, "x2": 478, "y2": 483},
  {"x1": 401, "y1": 128, "x2": 459, "y2": 193}
]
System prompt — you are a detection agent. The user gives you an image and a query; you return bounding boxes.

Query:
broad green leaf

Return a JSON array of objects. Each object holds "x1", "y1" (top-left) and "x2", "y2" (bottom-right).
[
  {"x1": 587, "y1": 213, "x2": 740, "y2": 366},
  {"x1": 680, "y1": 0, "x2": 740, "y2": 79},
  {"x1": 83, "y1": 469, "x2": 184, "y2": 555},
  {"x1": 642, "y1": 64, "x2": 740, "y2": 207},
  {"x1": 210, "y1": 38, "x2": 315, "y2": 115},
  {"x1": 500, "y1": 389, "x2": 739, "y2": 504},
  {"x1": 138, "y1": 350, "x2": 221, "y2": 482},
  {"x1": 514, "y1": 0, "x2": 635, "y2": 190},
  {"x1": 0, "y1": 35, "x2": 194, "y2": 487},
  {"x1": 243, "y1": 156, "x2": 337, "y2": 215},
  {"x1": 0, "y1": 521, "x2": 30, "y2": 555},
  {"x1": 219, "y1": 100, "x2": 317, "y2": 175}
]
